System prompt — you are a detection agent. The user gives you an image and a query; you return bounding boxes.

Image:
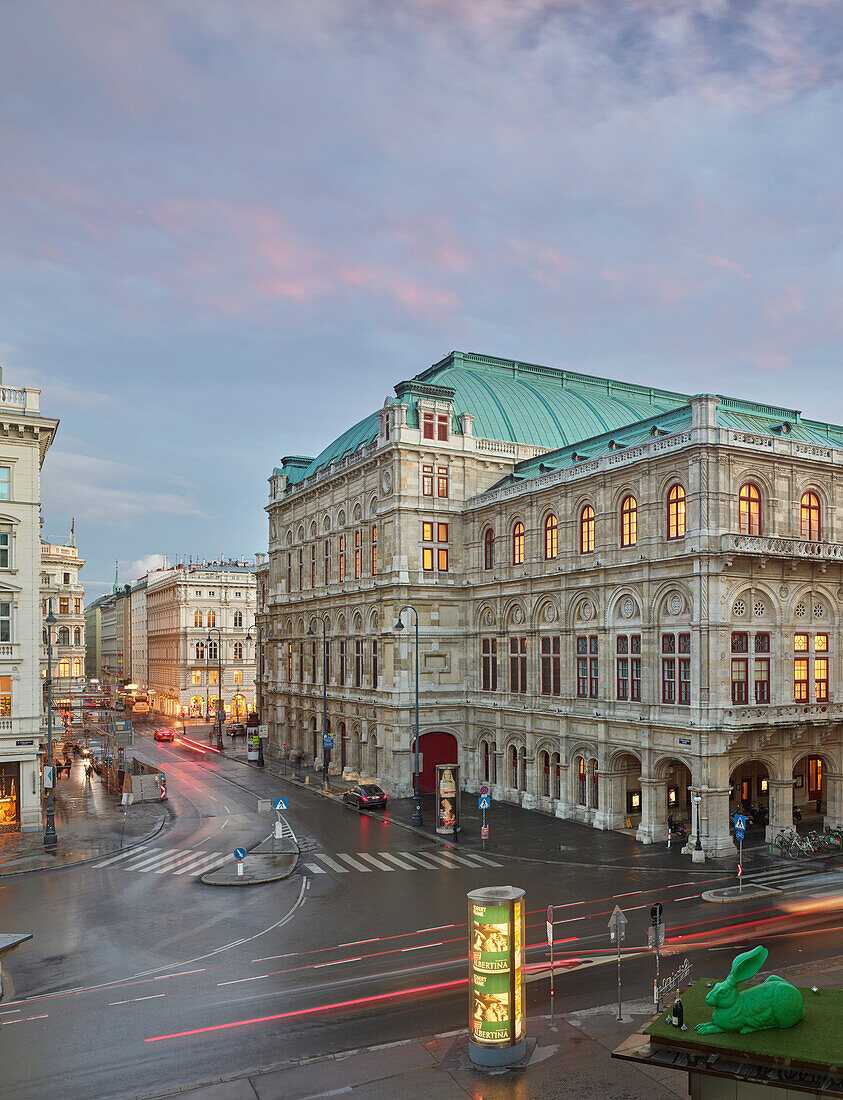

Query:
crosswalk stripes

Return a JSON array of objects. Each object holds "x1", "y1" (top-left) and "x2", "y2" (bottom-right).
[
  {"x1": 746, "y1": 865, "x2": 840, "y2": 891},
  {"x1": 90, "y1": 845, "x2": 228, "y2": 878},
  {"x1": 304, "y1": 849, "x2": 504, "y2": 876}
]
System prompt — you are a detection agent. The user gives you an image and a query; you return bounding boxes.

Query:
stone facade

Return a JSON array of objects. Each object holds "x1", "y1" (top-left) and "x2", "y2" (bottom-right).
[
  {"x1": 146, "y1": 561, "x2": 257, "y2": 720},
  {"x1": 262, "y1": 353, "x2": 843, "y2": 858}
]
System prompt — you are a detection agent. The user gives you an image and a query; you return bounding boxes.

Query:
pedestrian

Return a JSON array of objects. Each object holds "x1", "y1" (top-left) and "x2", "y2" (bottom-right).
[{"x1": 452, "y1": 819, "x2": 459, "y2": 844}]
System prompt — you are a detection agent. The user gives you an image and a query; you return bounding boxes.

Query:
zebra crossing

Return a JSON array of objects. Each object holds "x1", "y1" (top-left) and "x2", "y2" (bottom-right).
[
  {"x1": 304, "y1": 848, "x2": 504, "y2": 875},
  {"x1": 91, "y1": 844, "x2": 229, "y2": 877},
  {"x1": 746, "y1": 864, "x2": 842, "y2": 893}
]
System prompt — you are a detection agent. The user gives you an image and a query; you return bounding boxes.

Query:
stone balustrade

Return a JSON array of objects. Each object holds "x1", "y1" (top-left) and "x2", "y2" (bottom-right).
[{"x1": 725, "y1": 532, "x2": 843, "y2": 560}]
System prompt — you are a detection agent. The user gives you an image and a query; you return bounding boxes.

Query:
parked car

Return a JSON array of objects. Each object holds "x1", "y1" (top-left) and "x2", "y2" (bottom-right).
[
  {"x1": 226, "y1": 723, "x2": 247, "y2": 740},
  {"x1": 154, "y1": 727, "x2": 175, "y2": 742},
  {"x1": 342, "y1": 784, "x2": 388, "y2": 811}
]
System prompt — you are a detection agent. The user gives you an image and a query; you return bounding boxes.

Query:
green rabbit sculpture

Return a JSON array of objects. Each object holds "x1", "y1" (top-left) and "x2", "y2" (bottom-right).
[{"x1": 695, "y1": 945, "x2": 804, "y2": 1035}]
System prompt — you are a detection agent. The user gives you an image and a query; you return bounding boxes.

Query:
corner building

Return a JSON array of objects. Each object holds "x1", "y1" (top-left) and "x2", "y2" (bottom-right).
[{"x1": 263, "y1": 351, "x2": 843, "y2": 858}]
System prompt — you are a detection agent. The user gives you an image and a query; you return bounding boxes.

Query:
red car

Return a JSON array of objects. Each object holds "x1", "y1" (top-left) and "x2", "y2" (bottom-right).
[{"x1": 154, "y1": 728, "x2": 175, "y2": 742}]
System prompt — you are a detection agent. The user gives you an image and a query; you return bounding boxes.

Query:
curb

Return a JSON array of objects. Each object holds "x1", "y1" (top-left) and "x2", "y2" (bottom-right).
[
  {"x1": 199, "y1": 832, "x2": 299, "y2": 886},
  {"x1": 0, "y1": 804, "x2": 171, "y2": 878},
  {"x1": 701, "y1": 885, "x2": 780, "y2": 903}
]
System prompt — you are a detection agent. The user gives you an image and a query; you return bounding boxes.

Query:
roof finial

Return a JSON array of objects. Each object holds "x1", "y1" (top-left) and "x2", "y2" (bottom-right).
[{"x1": 112, "y1": 559, "x2": 120, "y2": 594}]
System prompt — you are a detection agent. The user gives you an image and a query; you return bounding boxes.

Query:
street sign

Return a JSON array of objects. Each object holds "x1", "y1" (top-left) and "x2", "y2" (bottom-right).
[
  {"x1": 650, "y1": 903, "x2": 663, "y2": 925},
  {"x1": 547, "y1": 906, "x2": 553, "y2": 923},
  {"x1": 274, "y1": 798, "x2": 287, "y2": 811},
  {"x1": 44, "y1": 766, "x2": 54, "y2": 789},
  {"x1": 547, "y1": 921, "x2": 553, "y2": 945},
  {"x1": 258, "y1": 725, "x2": 268, "y2": 739},
  {"x1": 734, "y1": 828, "x2": 745, "y2": 842},
  {"x1": 648, "y1": 924, "x2": 666, "y2": 949},
  {"x1": 234, "y1": 847, "x2": 246, "y2": 860},
  {"x1": 322, "y1": 734, "x2": 334, "y2": 749},
  {"x1": 608, "y1": 905, "x2": 628, "y2": 936},
  {"x1": 737, "y1": 863, "x2": 743, "y2": 877},
  {"x1": 734, "y1": 813, "x2": 747, "y2": 831},
  {"x1": 479, "y1": 783, "x2": 489, "y2": 797},
  {"x1": 478, "y1": 795, "x2": 491, "y2": 810}
]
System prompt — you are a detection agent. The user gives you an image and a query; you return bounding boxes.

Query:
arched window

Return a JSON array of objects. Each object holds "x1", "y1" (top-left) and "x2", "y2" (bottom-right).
[
  {"x1": 207, "y1": 641, "x2": 218, "y2": 660},
  {"x1": 801, "y1": 491, "x2": 821, "y2": 540},
  {"x1": 58, "y1": 659, "x2": 70, "y2": 678},
  {"x1": 483, "y1": 528, "x2": 495, "y2": 570},
  {"x1": 541, "y1": 750, "x2": 550, "y2": 797},
  {"x1": 234, "y1": 611, "x2": 243, "y2": 628},
  {"x1": 544, "y1": 514, "x2": 558, "y2": 559},
  {"x1": 591, "y1": 761, "x2": 599, "y2": 809},
  {"x1": 58, "y1": 627, "x2": 69, "y2": 645},
  {"x1": 74, "y1": 627, "x2": 81, "y2": 645},
  {"x1": 482, "y1": 740, "x2": 490, "y2": 781},
  {"x1": 195, "y1": 642, "x2": 205, "y2": 660},
  {"x1": 577, "y1": 756, "x2": 587, "y2": 806},
  {"x1": 552, "y1": 753, "x2": 561, "y2": 799},
  {"x1": 207, "y1": 610, "x2": 216, "y2": 628},
  {"x1": 580, "y1": 505, "x2": 595, "y2": 554},
  {"x1": 194, "y1": 610, "x2": 203, "y2": 627},
  {"x1": 510, "y1": 745, "x2": 518, "y2": 788},
  {"x1": 233, "y1": 642, "x2": 243, "y2": 660},
  {"x1": 512, "y1": 522, "x2": 525, "y2": 565},
  {"x1": 73, "y1": 657, "x2": 82, "y2": 677},
  {"x1": 667, "y1": 484, "x2": 686, "y2": 540},
  {"x1": 620, "y1": 495, "x2": 637, "y2": 547},
  {"x1": 739, "y1": 483, "x2": 762, "y2": 535},
  {"x1": 519, "y1": 746, "x2": 526, "y2": 791}
]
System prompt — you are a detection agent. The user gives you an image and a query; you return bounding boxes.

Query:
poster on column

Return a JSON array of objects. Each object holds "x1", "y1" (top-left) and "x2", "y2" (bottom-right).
[
  {"x1": 468, "y1": 890, "x2": 525, "y2": 1048},
  {"x1": 436, "y1": 763, "x2": 460, "y2": 834}
]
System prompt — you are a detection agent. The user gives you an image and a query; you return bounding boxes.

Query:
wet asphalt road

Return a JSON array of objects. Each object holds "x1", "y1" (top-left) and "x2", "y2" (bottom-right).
[{"x1": 0, "y1": 728, "x2": 840, "y2": 1099}]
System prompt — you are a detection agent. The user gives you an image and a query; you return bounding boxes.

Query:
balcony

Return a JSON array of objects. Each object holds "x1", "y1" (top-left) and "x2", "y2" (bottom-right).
[
  {"x1": 723, "y1": 533, "x2": 843, "y2": 561},
  {"x1": 0, "y1": 644, "x2": 18, "y2": 660}
]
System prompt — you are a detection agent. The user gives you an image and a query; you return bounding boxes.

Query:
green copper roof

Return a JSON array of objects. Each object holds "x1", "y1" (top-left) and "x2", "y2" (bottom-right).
[{"x1": 284, "y1": 351, "x2": 690, "y2": 485}]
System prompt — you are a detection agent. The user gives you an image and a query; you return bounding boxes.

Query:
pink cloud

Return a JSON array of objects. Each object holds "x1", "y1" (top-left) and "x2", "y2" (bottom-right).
[{"x1": 706, "y1": 254, "x2": 751, "y2": 281}]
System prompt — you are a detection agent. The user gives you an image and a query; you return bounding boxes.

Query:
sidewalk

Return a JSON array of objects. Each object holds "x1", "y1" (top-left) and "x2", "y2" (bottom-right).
[
  {"x1": 0, "y1": 757, "x2": 169, "y2": 876},
  {"x1": 139, "y1": 952, "x2": 843, "y2": 1100}
]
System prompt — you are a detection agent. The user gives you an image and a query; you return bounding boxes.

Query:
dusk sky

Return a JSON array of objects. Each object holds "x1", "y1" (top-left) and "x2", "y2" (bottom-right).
[{"x1": 2, "y1": 1, "x2": 842, "y2": 600}]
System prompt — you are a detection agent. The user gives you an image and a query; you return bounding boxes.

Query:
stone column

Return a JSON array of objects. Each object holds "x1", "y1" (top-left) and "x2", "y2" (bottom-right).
[
  {"x1": 766, "y1": 779, "x2": 794, "y2": 841},
  {"x1": 698, "y1": 786, "x2": 735, "y2": 858},
  {"x1": 554, "y1": 762, "x2": 573, "y2": 820},
  {"x1": 521, "y1": 752, "x2": 538, "y2": 810},
  {"x1": 636, "y1": 777, "x2": 668, "y2": 844},
  {"x1": 593, "y1": 769, "x2": 627, "y2": 830},
  {"x1": 825, "y1": 772, "x2": 843, "y2": 830}
]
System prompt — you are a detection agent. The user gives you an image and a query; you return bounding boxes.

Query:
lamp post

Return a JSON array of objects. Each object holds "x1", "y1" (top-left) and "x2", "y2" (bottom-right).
[
  {"x1": 307, "y1": 616, "x2": 329, "y2": 789},
  {"x1": 206, "y1": 627, "x2": 224, "y2": 751},
  {"x1": 44, "y1": 600, "x2": 58, "y2": 848},
  {"x1": 693, "y1": 794, "x2": 704, "y2": 862},
  {"x1": 246, "y1": 624, "x2": 264, "y2": 767},
  {"x1": 394, "y1": 605, "x2": 422, "y2": 828}
]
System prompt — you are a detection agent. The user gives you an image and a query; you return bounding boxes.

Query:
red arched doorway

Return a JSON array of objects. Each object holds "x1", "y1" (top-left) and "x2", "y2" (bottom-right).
[{"x1": 418, "y1": 731, "x2": 458, "y2": 793}]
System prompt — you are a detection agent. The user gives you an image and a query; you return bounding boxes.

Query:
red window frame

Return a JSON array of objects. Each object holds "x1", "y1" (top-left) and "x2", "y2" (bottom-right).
[
  {"x1": 310, "y1": 544, "x2": 316, "y2": 587},
  {"x1": 577, "y1": 757, "x2": 587, "y2": 806},
  {"x1": 422, "y1": 412, "x2": 435, "y2": 440},
  {"x1": 338, "y1": 536, "x2": 345, "y2": 582},
  {"x1": 794, "y1": 657, "x2": 809, "y2": 701},
  {"x1": 540, "y1": 635, "x2": 561, "y2": 696},
  {"x1": 509, "y1": 637, "x2": 527, "y2": 694},
  {"x1": 815, "y1": 656, "x2": 829, "y2": 702},
  {"x1": 481, "y1": 638, "x2": 498, "y2": 692},
  {"x1": 667, "y1": 484, "x2": 686, "y2": 540},
  {"x1": 544, "y1": 514, "x2": 558, "y2": 559},
  {"x1": 512, "y1": 522, "x2": 525, "y2": 565},
  {"x1": 437, "y1": 466, "x2": 449, "y2": 498},
  {"x1": 437, "y1": 413, "x2": 449, "y2": 441},
  {"x1": 739, "y1": 482, "x2": 761, "y2": 535},
  {"x1": 754, "y1": 658, "x2": 770, "y2": 702},
  {"x1": 483, "y1": 528, "x2": 494, "y2": 570},
  {"x1": 731, "y1": 659, "x2": 748, "y2": 704},
  {"x1": 621, "y1": 495, "x2": 637, "y2": 547},
  {"x1": 422, "y1": 465, "x2": 433, "y2": 496},
  {"x1": 801, "y1": 491, "x2": 821, "y2": 540},
  {"x1": 371, "y1": 526, "x2": 377, "y2": 575},
  {"x1": 580, "y1": 505, "x2": 595, "y2": 554}
]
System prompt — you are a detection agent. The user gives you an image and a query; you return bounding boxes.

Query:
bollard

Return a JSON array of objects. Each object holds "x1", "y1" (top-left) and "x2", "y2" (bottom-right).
[{"x1": 236, "y1": 860, "x2": 244, "y2": 878}]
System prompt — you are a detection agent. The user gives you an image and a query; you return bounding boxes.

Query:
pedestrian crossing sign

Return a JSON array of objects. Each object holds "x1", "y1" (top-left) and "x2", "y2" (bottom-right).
[
  {"x1": 478, "y1": 795, "x2": 491, "y2": 810},
  {"x1": 274, "y1": 798, "x2": 287, "y2": 811}
]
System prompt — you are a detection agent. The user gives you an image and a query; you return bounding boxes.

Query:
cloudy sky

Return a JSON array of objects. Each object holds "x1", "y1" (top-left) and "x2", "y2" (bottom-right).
[{"x1": 1, "y1": 1, "x2": 842, "y2": 599}]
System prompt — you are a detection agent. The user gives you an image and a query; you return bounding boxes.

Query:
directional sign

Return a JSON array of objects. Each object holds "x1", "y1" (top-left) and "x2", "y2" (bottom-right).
[
  {"x1": 234, "y1": 847, "x2": 246, "y2": 861},
  {"x1": 479, "y1": 783, "x2": 489, "y2": 797},
  {"x1": 547, "y1": 906, "x2": 553, "y2": 923},
  {"x1": 650, "y1": 903, "x2": 663, "y2": 925},
  {"x1": 547, "y1": 921, "x2": 553, "y2": 945},
  {"x1": 734, "y1": 813, "x2": 747, "y2": 831},
  {"x1": 44, "y1": 765, "x2": 54, "y2": 789},
  {"x1": 608, "y1": 905, "x2": 628, "y2": 932},
  {"x1": 322, "y1": 734, "x2": 334, "y2": 749},
  {"x1": 734, "y1": 828, "x2": 745, "y2": 842},
  {"x1": 274, "y1": 798, "x2": 287, "y2": 811},
  {"x1": 737, "y1": 863, "x2": 743, "y2": 877},
  {"x1": 478, "y1": 795, "x2": 491, "y2": 810}
]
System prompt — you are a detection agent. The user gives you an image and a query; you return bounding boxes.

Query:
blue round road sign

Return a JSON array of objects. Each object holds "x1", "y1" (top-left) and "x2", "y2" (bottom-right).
[
  {"x1": 734, "y1": 829, "x2": 745, "y2": 842},
  {"x1": 234, "y1": 847, "x2": 246, "y2": 861}
]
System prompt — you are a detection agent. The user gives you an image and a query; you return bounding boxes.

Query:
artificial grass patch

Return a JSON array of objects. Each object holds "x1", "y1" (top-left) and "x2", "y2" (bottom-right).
[{"x1": 645, "y1": 978, "x2": 843, "y2": 1069}]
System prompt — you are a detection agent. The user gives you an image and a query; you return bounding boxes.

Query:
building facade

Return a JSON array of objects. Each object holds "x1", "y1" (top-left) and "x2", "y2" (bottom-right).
[
  {"x1": 146, "y1": 561, "x2": 257, "y2": 720},
  {"x1": 40, "y1": 537, "x2": 86, "y2": 694},
  {"x1": 0, "y1": 376, "x2": 58, "y2": 832},
  {"x1": 130, "y1": 577, "x2": 148, "y2": 691},
  {"x1": 262, "y1": 350, "x2": 843, "y2": 859}
]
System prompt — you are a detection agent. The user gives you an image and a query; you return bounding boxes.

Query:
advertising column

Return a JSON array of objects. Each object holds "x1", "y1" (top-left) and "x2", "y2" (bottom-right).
[
  {"x1": 468, "y1": 885, "x2": 526, "y2": 1066},
  {"x1": 436, "y1": 763, "x2": 460, "y2": 834}
]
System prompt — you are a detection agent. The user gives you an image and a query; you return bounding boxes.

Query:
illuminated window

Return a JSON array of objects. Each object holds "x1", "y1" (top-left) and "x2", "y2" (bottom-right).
[
  {"x1": 815, "y1": 656, "x2": 829, "y2": 702},
  {"x1": 580, "y1": 505, "x2": 594, "y2": 554},
  {"x1": 72, "y1": 658, "x2": 82, "y2": 677},
  {"x1": 207, "y1": 611, "x2": 215, "y2": 628},
  {"x1": 544, "y1": 514, "x2": 558, "y2": 559},
  {"x1": 233, "y1": 642, "x2": 243, "y2": 659},
  {"x1": 667, "y1": 484, "x2": 686, "y2": 540},
  {"x1": 620, "y1": 495, "x2": 637, "y2": 547},
  {"x1": 815, "y1": 633, "x2": 828, "y2": 652},
  {"x1": 287, "y1": 643, "x2": 293, "y2": 681},
  {"x1": 422, "y1": 465, "x2": 433, "y2": 496},
  {"x1": 234, "y1": 670, "x2": 243, "y2": 686},
  {"x1": 512, "y1": 522, "x2": 525, "y2": 565},
  {"x1": 59, "y1": 597, "x2": 69, "y2": 614},
  {"x1": 371, "y1": 526, "x2": 377, "y2": 575},
  {"x1": 801, "y1": 491, "x2": 821, "y2": 540},
  {"x1": 74, "y1": 598, "x2": 81, "y2": 613},
  {"x1": 234, "y1": 611, "x2": 242, "y2": 628},
  {"x1": 194, "y1": 610, "x2": 203, "y2": 627},
  {"x1": 58, "y1": 659, "x2": 70, "y2": 678},
  {"x1": 195, "y1": 642, "x2": 205, "y2": 660},
  {"x1": 354, "y1": 530, "x2": 361, "y2": 579},
  {"x1": 483, "y1": 528, "x2": 494, "y2": 570},
  {"x1": 739, "y1": 483, "x2": 762, "y2": 535},
  {"x1": 422, "y1": 521, "x2": 448, "y2": 571},
  {"x1": 0, "y1": 675, "x2": 10, "y2": 715},
  {"x1": 794, "y1": 634, "x2": 809, "y2": 652},
  {"x1": 794, "y1": 657, "x2": 808, "y2": 701},
  {"x1": 338, "y1": 535, "x2": 345, "y2": 582},
  {"x1": 808, "y1": 757, "x2": 823, "y2": 800},
  {"x1": 577, "y1": 757, "x2": 586, "y2": 806},
  {"x1": 310, "y1": 544, "x2": 316, "y2": 587},
  {"x1": 192, "y1": 670, "x2": 201, "y2": 685},
  {"x1": 209, "y1": 670, "x2": 218, "y2": 685}
]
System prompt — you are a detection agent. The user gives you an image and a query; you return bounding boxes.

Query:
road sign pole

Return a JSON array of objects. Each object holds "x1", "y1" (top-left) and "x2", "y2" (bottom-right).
[
  {"x1": 654, "y1": 922, "x2": 660, "y2": 1007},
  {"x1": 547, "y1": 905, "x2": 555, "y2": 1031},
  {"x1": 617, "y1": 925, "x2": 622, "y2": 1021},
  {"x1": 739, "y1": 836, "x2": 743, "y2": 893},
  {"x1": 482, "y1": 806, "x2": 486, "y2": 850}
]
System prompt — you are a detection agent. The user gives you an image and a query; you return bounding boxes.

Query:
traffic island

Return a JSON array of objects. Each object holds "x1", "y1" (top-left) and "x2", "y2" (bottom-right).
[
  {"x1": 200, "y1": 835, "x2": 298, "y2": 886},
  {"x1": 702, "y1": 883, "x2": 780, "y2": 903},
  {"x1": 614, "y1": 978, "x2": 843, "y2": 1096}
]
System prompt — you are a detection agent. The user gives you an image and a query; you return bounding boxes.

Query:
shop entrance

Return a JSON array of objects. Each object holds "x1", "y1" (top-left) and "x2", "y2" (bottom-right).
[
  {"x1": 730, "y1": 761, "x2": 770, "y2": 825},
  {"x1": 418, "y1": 732, "x2": 458, "y2": 794},
  {"x1": 0, "y1": 761, "x2": 20, "y2": 833}
]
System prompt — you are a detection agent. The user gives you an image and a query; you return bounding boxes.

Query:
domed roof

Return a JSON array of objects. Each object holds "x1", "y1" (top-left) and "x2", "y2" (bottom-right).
[{"x1": 285, "y1": 350, "x2": 690, "y2": 484}]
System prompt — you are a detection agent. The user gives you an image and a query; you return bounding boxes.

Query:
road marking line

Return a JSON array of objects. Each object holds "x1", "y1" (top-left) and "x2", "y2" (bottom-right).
[
  {"x1": 109, "y1": 994, "x2": 166, "y2": 1005},
  {"x1": 224, "y1": 805, "x2": 230, "y2": 812},
  {"x1": 156, "y1": 851, "x2": 208, "y2": 874},
  {"x1": 673, "y1": 895, "x2": 700, "y2": 901},
  {"x1": 217, "y1": 975, "x2": 268, "y2": 987},
  {"x1": 376, "y1": 852, "x2": 418, "y2": 870},
  {"x1": 93, "y1": 845, "x2": 150, "y2": 868},
  {"x1": 154, "y1": 970, "x2": 205, "y2": 980},
  {"x1": 251, "y1": 953, "x2": 297, "y2": 962},
  {"x1": 356, "y1": 852, "x2": 395, "y2": 871},
  {"x1": 412, "y1": 852, "x2": 461, "y2": 870},
  {"x1": 313, "y1": 854, "x2": 349, "y2": 874},
  {"x1": 458, "y1": 852, "x2": 503, "y2": 867},
  {"x1": 334, "y1": 853, "x2": 372, "y2": 872},
  {"x1": 439, "y1": 851, "x2": 497, "y2": 869},
  {"x1": 313, "y1": 957, "x2": 362, "y2": 968},
  {"x1": 305, "y1": 863, "x2": 327, "y2": 874},
  {"x1": 397, "y1": 852, "x2": 440, "y2": 870},
  {"x1": 219, "y1": 820, "x2": 229, "y2": 830},
  {"x1": 401, "y1": 943, "x2": 443, "y2": 952},
  {"x1": 337, "y1": 938, "x2": 378, "y2": 947},
  {"x1": 416, "y1": 924, "x2": 455, "y2": 933},
  {"x1": 185, "y1": 853, "x2": 230, "y2": 876}
]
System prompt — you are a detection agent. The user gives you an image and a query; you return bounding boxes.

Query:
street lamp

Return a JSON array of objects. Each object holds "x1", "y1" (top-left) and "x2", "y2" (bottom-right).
[
  {"x1": 44, "y1": 600, "x2": 58, "y2": 848},
  {"x1": 245, "y1": 624, "x2": 264, "y2": 767},
  {"x1": 206, "y1": 627, "x2": 224, "y2": 751},
  {"x1": 694, "y1": 794, "x2": 704, "y2": 860},
  {"x1": 307, "y1": 616, "x2": 329, "y2": 790},
  {"x1": 394, "y1": 605, "x2": 422, "y2": 828}
]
